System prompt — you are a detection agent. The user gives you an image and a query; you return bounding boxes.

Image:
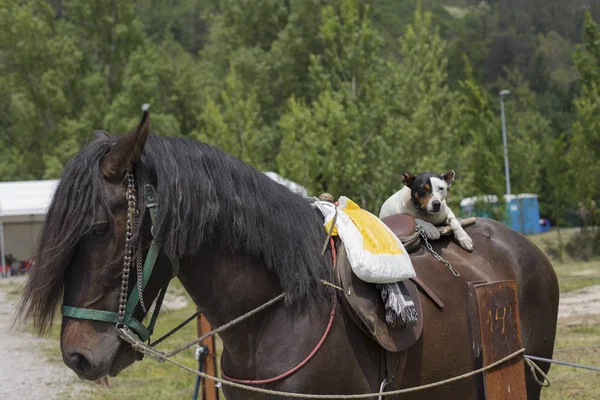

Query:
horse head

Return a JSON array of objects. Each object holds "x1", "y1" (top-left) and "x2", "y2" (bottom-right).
[{"x1": 19, "y1": 112, "x2": 174, "y2": 381}]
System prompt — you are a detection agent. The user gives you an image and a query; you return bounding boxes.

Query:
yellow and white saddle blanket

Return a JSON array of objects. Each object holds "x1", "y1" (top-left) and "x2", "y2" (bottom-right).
[{"x1": 313, "y1": 197, "x2": 416, "y2": 284}]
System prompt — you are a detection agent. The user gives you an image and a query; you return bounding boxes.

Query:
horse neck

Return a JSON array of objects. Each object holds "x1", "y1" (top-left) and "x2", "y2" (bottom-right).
[
  {"x1": 176, "y1": 245, "x2": 334, "y2": 380},
  {"x1": 177, "y1": 245, "x2": 283, "y2": 347}
]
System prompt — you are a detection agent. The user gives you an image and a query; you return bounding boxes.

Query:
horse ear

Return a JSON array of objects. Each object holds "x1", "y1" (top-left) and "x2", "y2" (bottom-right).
[
  {"x1": 402, "y1": 172, "x2": 415, "y2": 188},
  {"x1": 93, "y1": 130, "x2": 111, "y2": 142},
  {"x1": 442, "y1": 170, "x2": 455, "y2": 187},
  {"x1": 100, "y1": 111, "x2": 150, "y2": 180}
]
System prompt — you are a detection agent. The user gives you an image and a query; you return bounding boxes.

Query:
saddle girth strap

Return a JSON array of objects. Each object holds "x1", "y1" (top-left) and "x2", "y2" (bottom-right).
[{"x1": 379, "y1": 349, "x2": 408, "y2": 398}]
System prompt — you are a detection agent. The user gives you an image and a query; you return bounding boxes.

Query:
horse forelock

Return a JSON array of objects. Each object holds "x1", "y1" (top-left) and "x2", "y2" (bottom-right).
[{"x1": 18, "y1": 140, "x2": 114, "y2": 335}]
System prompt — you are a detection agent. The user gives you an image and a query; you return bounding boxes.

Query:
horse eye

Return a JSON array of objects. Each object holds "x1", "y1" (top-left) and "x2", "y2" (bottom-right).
[{"x1": 91, "y1": 223, "x2": 110, "y2": 237}]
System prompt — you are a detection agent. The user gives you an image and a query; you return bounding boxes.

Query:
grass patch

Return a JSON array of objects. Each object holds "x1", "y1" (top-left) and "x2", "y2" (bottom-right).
[
  {"x1": 0, "y1": 277, "x2": 25, "y2": 303},
  {"x1": 527, "y1": 228, "x2": 578, "y2": 254},
  {"x1": 541, "y1": 323, "x2": 600, "y2": 400},
  {"x1": 527, "y1": 230, "x2": 600, "y2": 292},
  {"x1": 553, "y1": 260, "x2": 600, "y2": 292},
  {"x1": 526, "y1": 230, "x2": 600, "y2": 399},
  {"x1": 87, "y1": 302, "x2": 203, "y2": 400}
]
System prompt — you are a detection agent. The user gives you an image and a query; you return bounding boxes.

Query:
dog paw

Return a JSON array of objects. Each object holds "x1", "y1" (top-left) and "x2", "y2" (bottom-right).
[
  {"x1": 419, "y1": 222, "x2": 440, "y2": 240},
  {"x1": 457, "y1": 233, "x2": 473, "y2": 252}
]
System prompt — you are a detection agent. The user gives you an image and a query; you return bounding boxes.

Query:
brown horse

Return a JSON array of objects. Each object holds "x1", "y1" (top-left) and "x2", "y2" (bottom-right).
[{"x1": 18, "y1": 112, "x2": 559, "y2": 399}]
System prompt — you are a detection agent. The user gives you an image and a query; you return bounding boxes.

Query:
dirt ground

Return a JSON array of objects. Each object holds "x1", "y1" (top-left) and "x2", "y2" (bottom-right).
[
  {"x1": 0, "y1": 275, "x2": 191, "y2": 400},
  {"x1": 557, "y1": 284, "x2": 600, "y2": 326},
  {"x1": 0, "y1": 276, "x2": 87, "y2": 400}
]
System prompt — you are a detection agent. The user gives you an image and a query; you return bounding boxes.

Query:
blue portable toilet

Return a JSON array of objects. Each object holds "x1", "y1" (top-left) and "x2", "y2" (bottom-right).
[
  {"x1": 506, "y1": 194, "x2": 542, "y2": 235},
  {"x1": 460, "y1": 193, "x2": 542, "y2": 235}
]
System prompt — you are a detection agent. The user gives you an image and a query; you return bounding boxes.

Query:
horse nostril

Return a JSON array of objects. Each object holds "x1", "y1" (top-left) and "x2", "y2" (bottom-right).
[{"x1": 66, "y1": 351, "x2": 92, "y2": 375}]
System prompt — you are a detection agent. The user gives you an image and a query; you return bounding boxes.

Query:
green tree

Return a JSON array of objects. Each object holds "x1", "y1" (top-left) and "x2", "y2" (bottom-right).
[
  {"x1": 456, "y1": 56, "x2": 504, "y2": 199},
  {"x1": 105, "y1": 39, "x2": 205, "y2": 137},
  {"x1": 497, "y1": 68, "x2": 551, "y2": 195},
  {"x1": 569, "y1": 12, "x2": 600, "y2": 204},
  {"x1": 0, "y1": 0, "x2": 78, "y2": 179},
  {"x1": 382, "y1": 2, "x2": 463, "y2": 198},
  {"x1": 197, "y1": 66, "x2": 269, "y2": 169},
  {"x1": 0, "y1": 0, "x2": 207, "y2": 179},
  {"x1": 201, "y1": 0, "x2": 325, "y2": 124},
  {"x1": 0, "y1": 0, "x2": 148, "y2": 179},
  {"x1": 544, "y1": 134, "x2": 570, "y2": 261},
  {"x1": 277, "y1": 93, "x2": 364, "y2": 197},
  {"x1": 276, "y1": 0, "x2": 467, "y2": 212},
  {"x1": 276, "y1": 0, "x2": 390, "y2": 209}
]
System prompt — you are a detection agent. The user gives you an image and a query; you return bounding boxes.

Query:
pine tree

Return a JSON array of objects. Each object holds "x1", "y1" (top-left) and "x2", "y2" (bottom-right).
[
  {"x1": 569, "y1": 12, "x2": 600, "y2": 203},
  {"x1": 197, "y1": 66, "x2": 269, "y2": 169}
]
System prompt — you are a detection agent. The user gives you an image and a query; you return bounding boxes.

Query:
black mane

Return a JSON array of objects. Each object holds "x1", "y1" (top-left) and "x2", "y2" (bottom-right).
[
  {"x1": 19, "y1": 134, "x2": 332, "y2": 334},
  {"x1": 136, "y1": 135, "x2": 332, "y2": 300}
]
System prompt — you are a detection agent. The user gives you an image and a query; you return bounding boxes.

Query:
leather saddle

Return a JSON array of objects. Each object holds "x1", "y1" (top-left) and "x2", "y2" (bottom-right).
[
  {"x1": 380, "y1": 213, "x2": 420, "y2": 253},
  {"x1": 334, "y1": 213, "x2": 435, "y2": 352}
]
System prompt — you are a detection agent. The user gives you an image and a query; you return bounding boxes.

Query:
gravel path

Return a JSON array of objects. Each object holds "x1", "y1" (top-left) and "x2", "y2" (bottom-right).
[{"x1": 0, "y1": 276, "x2": 85, "y2": 400}]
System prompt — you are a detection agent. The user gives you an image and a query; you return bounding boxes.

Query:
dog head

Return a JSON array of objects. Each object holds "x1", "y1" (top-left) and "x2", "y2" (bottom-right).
[{"x1": 402, "y1": 170, "x2": 455, "y2": 214}]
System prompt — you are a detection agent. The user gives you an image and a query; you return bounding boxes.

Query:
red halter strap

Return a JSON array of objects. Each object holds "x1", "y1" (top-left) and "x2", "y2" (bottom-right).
[{"x1": 220, "y1": 238, "x2": 338, "y2": 385}]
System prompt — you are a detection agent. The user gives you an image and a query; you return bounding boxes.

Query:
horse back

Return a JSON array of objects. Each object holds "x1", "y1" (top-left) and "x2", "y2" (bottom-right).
[{"x1": 398, "y1": 217, "x2": 559, "y2": 399}]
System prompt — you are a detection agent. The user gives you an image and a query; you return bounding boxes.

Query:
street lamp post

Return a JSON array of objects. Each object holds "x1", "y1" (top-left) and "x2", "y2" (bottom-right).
[{"x1": 499, "y1": 89, "x2": 511, "y2": 196}]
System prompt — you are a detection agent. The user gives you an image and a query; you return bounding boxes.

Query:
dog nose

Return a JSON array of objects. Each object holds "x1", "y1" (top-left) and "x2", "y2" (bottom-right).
[
  {"x1": 432, "y1": 200, "x2": 441, "y2": 211},
  {"x1": 64, "y1": 350, "x2": 93, "y2": 377}
]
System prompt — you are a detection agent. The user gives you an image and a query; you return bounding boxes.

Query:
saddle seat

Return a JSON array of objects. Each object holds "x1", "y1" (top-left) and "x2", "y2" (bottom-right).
[{"x1": 380, "y1": 213, "x2": 420, "y2": 253}]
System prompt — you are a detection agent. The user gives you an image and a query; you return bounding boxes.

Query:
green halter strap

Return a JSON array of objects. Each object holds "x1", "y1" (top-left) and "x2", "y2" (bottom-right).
[{"x1": 62, "y1": 184, "x2": 179, "y2": 342}]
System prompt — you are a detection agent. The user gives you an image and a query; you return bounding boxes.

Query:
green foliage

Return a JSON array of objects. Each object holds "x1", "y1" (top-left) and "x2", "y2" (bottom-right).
[
  {"x1": 456, "y1": 56, "x2": 504, "y2": 197},
  {"x1": 387, "y1": 3, "x2": 462, "y2": 176},
  {"x1": 569, "y1": 12, "x2": 600, "y2": 205},
  {"x1": 1, "y1": 0, "x2": 599, "y2": 226},
  {"x1": 0, "y1": 0, "x2": 208, "y2": 179},
  {"x1": 277, "y1": 92, "x2": 366, "y2": 198},
  {"x1": 276, "y1": 0, "x2": 466, "y2": 210},
  {"x1": 197, "y1": 65, "x2": 270, "y2": 169},
  {"x1": 497, "y1": 68, "x2": 551, "y2": 195},
  {"x1": 277, "y1": 0, "x2": 384, "y2": 208}
]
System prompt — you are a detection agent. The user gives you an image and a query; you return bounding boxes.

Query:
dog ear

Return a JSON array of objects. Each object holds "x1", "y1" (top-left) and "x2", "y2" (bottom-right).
[
  {"x1": 402, "y1": 172, "x2": 416, "y2": 188},
  {"x1": 442, "y1": 170, "x2": 455, "y2": 187}
]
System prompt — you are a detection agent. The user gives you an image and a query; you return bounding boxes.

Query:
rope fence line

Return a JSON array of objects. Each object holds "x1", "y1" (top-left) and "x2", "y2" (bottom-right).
[
  {"x1": 121, "y1": 319, "x2": 600, "y2": 398},
  {"x1": 524, "y1": 358, "x2": 551, "y2": 387},
  {"x1": 124, "y1": 339, "x2": 527, "y2": 399},
  {"x1": 524, "y1": 355, "x2": 600, "y2": 373},
  {"x1": 554, "y1": 344, "x2": 600, "y2": 353},
  {"x1": 558, "y1": 276, "x2": 600, "y2": 281}
]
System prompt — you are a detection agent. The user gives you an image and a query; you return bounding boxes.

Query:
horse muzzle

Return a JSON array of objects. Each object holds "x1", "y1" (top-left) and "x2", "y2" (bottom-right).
[{"x1": 62, "y1": 345, "x2": 113, "y2": 381}]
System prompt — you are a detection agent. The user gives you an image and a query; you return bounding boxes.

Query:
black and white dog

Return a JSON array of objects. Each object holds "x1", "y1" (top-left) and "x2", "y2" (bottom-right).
[{"x1": 379, "y1": 170, "x2": 473, "y2": 251}]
